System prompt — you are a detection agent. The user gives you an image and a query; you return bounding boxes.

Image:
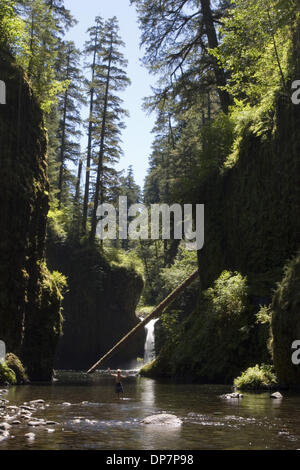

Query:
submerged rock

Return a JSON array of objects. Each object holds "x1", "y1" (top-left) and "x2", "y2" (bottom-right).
[
  {"x1": 142, "y1": 413, "x2": 182, "y2": 426},
  {"x1": 30, "y1": 399, "x2": 45, "y2": 405},
  {"x1": 220, "y1": 393, "x2": 243, "y2": 399},
  {"x1": 270, "y1": 391, "x2": 283, "y2": 399},
  {"x1": 0, "y1": 430, "x2": 9, "y2": 441}
]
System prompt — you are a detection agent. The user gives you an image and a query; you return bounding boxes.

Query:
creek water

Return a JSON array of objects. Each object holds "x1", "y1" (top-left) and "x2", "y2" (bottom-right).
[{"x1": 1, "y1": 371, "x2": 300, "y2": 450}]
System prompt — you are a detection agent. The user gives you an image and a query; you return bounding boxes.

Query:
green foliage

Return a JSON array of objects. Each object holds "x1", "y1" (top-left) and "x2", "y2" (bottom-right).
[
  {"x1": 16, "y1": 0, "x2": 68, "y2": 112},
  {"x1": 214, "y1": 0, "x2": 295, "y2": 105},
  {"x1": 0, "y1": 362, "x2": 17, "y2": 385},
  {"x1": 212, "y1": 0, "x2": 297, "y2": 167},
  {"x1": 0, "y1": 0, "x2": 25, "y2": 49},
  {"x1": 159, "y1": 310, "x2": 180, "y2": 347},
  {"x1": 234, "y1": 364, "x2": 277, "y2": 390},
  {"x1": 104, "y1": 246, "x2": 145, "y2": 279},
  {"x1": 204, "y1": 270, "x2": 248, "y2": 319},
  {"x1": 256, "y1": 305, "x2": 272, "y2": 325},
  {"x1": 47, "y1": 201, "x2": 70, "y2": 240},
  {"x1": 50, "y1": 270, "x2": 68, "y2": 293},
  {"x1": 159, "y1": 246, "x2": 198, "y2": 295},
  {"x1": 145, "y1": 271, "x2": 264, "y2": 382},
  {"x1": 5, "y1": 353, "x2": 28, "y2": 384}
]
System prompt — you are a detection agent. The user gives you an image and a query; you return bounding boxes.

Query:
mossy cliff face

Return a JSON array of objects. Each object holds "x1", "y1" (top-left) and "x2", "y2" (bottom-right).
[
  {"x1": 47, "y1": 240, "x2": 145, "y2": 370},
  {"x1": 143, "y1": 26, "x2": 300, "y2": 383},
  {"x1": 271, "y1": 254, "x2": 300, "y2": 387},
  {"x1": 0, "y1": 51, "x2": 63, "y2": 381},
  {"x1": 142, "y1": 271, "x2": 270, "y2": 382}
]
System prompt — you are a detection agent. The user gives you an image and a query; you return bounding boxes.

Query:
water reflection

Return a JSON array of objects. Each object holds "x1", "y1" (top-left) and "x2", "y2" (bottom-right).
[
  {"x1": 137, "y1": 377, "x2": 156, "y2": 408},
  {"x1": 1, "y1": 373, "x2": 300, "y2": 450}
]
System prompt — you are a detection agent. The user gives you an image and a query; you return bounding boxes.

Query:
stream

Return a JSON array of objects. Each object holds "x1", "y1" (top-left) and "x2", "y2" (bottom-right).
[{"x1": 1, "y1": 371, "x2": 300, "y2": 450}]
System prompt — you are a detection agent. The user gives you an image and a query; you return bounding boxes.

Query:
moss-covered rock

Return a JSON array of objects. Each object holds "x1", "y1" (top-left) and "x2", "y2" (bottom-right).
[
  {"x1": 0, "y1": 49, "x2": 63, "y2": 381},
  {"x1": 5, "y1": 353, "x2": 28, "y2": 384},
  {"x1": 0, "y1": 362, "x2": 16, "y2": 385},
  {"x1": 271, "y1": 253, "x2": 300, "y2": 388}
]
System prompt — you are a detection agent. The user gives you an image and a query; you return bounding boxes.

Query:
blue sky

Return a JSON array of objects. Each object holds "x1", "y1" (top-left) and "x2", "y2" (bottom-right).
[{"x1": 63, "y1": 0, "x2": 156, "y2": 189}]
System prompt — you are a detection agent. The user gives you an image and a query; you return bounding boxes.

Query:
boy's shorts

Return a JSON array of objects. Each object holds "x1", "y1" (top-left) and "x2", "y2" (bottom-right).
[{"x1": 115, "y1": 383, "x2": 123, "y2": 394}]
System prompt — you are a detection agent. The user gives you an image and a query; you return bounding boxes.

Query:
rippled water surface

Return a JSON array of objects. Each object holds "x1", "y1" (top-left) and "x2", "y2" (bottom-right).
[{"x1": 1, "y1": 371, "x2": 300, "y2": 450}]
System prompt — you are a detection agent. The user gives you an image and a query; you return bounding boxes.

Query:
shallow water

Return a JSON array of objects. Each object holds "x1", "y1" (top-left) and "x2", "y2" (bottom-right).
[{"x1": 1, "y1": 371, "x2": 300, "y2": 450}]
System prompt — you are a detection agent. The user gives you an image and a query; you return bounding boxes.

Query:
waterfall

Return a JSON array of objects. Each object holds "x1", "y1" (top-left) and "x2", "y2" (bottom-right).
[{"x1": 144, "y1": 319, "x2": 158, "y2": 364}]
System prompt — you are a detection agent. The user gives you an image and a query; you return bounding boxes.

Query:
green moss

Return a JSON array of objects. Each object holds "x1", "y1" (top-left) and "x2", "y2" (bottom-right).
[
  {"x1": 21, "y1": 263, "x2": 64, "y2": 381},
  {"x1": 234, "y1": 364, "x2": 277, "y2": 391},
  {"x1": 147, "y1": 271, "x2": 271, "y2": 383},
  {"x1": 0, "y1": 362, "x2": 16, "y2": 385},
  {"x1": 0, "y1": 50, "x2": 64, "y2": 381},
  {"x1": 5, "y1": 353, "x2": 28, "y2": 384},
  {"x1": 140, "y1": 360, "x2": 156, "y2": 377}
]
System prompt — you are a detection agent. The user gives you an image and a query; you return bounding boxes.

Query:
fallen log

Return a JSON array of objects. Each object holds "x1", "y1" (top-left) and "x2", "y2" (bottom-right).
[{"x1": 86, "y1": 268, "x2": 199, "y2": 374}]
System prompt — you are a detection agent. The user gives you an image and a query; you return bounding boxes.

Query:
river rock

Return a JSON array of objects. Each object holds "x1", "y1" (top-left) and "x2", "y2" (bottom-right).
[
  {"x1": 30, "y1": 399, "x2": 45, "y2": 405},
  {"x1": 270, "y1": 391, "x2": 283, "y2": 399},
  {"x1": 7, "y1": 406, "x2": 18, "y2": 411},
  {"x1": 0, "y1": 430, "x2": 9, "y2": 441},
  {"x1": 20, "y1": 405, "x2": 35, "y2": 412},
  {"x1": 25, "y1": 433, "x2": 35, "y2": 440},
  {"x1": 220, "y1": 393, "x2": 243, "y2": 399},
  {"x1": 28, "y1": 420, "x2": 44, "y2": 427},
  {"x1": 45, "y1": 421, "x2": 58, "y2": 425},
  {"x1": 62, "y1": 402, "x2": 72, "y2": 406},
  {"x1": 11, "y1": 420, "x2": 21, "y2": 425},
  {"x1": 0, "y1": 422, "x2": 12, "y2": 431},
  {"x1": 142, "y1": 414, "x2": 182, "y2": 426}
]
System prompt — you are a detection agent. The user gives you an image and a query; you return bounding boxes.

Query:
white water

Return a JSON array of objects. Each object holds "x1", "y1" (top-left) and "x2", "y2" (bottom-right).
[{"x1": 144, "y1": 319, "x2": 158, "y2": 364}]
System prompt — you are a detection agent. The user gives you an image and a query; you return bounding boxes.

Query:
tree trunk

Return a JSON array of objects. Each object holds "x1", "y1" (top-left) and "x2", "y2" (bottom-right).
[
  {"x1": 58, "y1": 54, "x2": 70, "y2": 207},
  {"x1": 87, "y1": 269, "x2": 199, "y2": 373},
  {"x1": 200, "y1": 0, "x2": 231, "y2": 113},
  {"x1": 82, "y1": 28, "x2": 99, "y2": 234}
]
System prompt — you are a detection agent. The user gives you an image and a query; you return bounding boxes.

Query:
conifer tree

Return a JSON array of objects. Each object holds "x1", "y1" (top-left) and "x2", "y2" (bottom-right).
[
  {"x1": 89, "y1": 17, "x2": 130, "y2": 243},
  {"x1": 82, "y1": 16, "x2": 104, "y2": 234},
  {"x1": 56, "y1": 41, "x2": 84, "y2": 207}
]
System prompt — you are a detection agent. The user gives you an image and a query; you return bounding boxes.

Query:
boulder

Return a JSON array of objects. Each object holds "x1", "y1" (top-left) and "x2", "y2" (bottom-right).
[
  {"x1": 142, "y1": 413, "x2": 182, "y2": 426},
  {"x1": 270, "y1": 391, "x2": 283, "y2": 399}
]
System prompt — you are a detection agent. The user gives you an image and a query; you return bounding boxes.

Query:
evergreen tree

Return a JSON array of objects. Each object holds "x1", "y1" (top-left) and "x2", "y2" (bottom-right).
[
  {"x1": 89, "y1": 17, "x2": 130, "y2": 243},
  {"x1": 55, "y1": 41, "x2": 84, "y2": 208},
  {"x1": 16, "y1": 0, "x2": 64, "y2": 112},
  {"x1": 82, "y1": 16, "x2": 104, "y2": 234},
  {"x1": 46, "y1": 0, "x2": 76, "y2": 35},
  {"x1": 130, "y1": 0, "x2": 231, "y2": 113}
]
